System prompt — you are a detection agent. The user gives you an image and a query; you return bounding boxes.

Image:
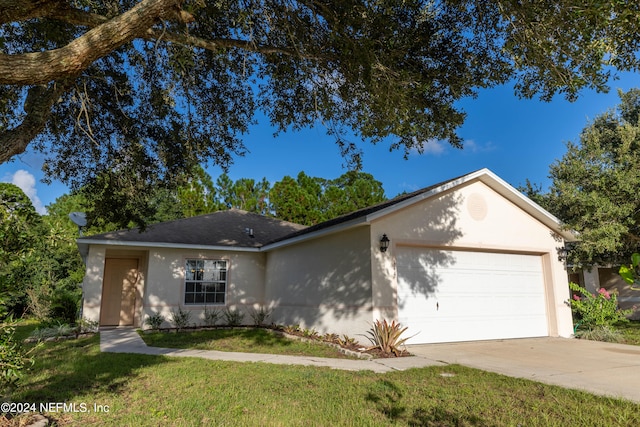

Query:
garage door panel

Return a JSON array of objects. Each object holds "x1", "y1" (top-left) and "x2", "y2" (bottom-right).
[
  {"x1": 397, "y1": 248, "x2": 548, "y2": 344},
  {"x1": 405, "y1": 317, "x2": 546, "y2": 343}
]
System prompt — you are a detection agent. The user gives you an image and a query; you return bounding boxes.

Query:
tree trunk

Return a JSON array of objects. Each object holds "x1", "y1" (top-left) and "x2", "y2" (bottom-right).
[{"x1": 0, "y1": 0, "x2": 184, "y2": 85}]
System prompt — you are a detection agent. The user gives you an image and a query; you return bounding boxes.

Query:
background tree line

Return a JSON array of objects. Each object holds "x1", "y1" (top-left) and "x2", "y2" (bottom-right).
[
  {"x1": 0, "y1": 169, "x2": 387, "y2": 320},
  {"x1": 142, "y1": 168, "x2": 387, "y2": 226},
  {"x1": 524, "y1": 88, "x2": 640, "y2": 268}
]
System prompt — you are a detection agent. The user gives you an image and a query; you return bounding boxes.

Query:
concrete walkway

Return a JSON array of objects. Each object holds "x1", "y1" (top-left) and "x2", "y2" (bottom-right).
[
  {"x1": 100, "y1": 329, "x2": 640, "y2": 403},
  {"x1": 409, "y1": 338, "x2": 640, "y2": 403},
  {"x1": 99, "y1": 327, "x2": 445, "y2": 374}
]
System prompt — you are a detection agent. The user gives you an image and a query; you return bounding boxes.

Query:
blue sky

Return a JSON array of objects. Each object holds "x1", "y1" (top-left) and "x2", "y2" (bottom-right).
[{"x1": 1, "y1": 72, "x2": 638, "y2": 215}]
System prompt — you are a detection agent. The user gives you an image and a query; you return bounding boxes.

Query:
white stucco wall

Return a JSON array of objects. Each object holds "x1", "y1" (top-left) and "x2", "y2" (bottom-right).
[
  {"x1": 265, "y1": 226, "x2": 374, "y2": 340},
  {"x1": 81, "y1": 245, "x2": 106, "y2": 324},
  {"x1": 82, "y1": 244, "x2": 266, "y2": 329},
  {"x1": 141, "y1": 248, "x2": 266, "y2": 328},
  {"x1": 370, "y1": 180, "x2": 574, "y2": 338}
]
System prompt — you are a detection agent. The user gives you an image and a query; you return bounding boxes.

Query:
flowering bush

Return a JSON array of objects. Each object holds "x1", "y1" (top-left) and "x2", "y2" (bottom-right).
[{"x1": 568, "y1": 282, "x2": 632, "y2": 330}]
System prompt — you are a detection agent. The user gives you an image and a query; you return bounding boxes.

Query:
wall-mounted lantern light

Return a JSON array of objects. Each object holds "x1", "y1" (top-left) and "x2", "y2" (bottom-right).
[
  {"x1": 380, "y1": 234, "x2": 390, "y2": 253},
  {"x1": 557, "y1": 246, "x2": 569, "y2": 263}
]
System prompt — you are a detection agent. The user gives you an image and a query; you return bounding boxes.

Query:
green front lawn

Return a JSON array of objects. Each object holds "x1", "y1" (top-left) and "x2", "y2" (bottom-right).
[
  {"x1": 5, "y1": 331, "x2": 640, "y2": 426},
  {"x1": 139, "y1": 328, "x2": 359, "y2": 359},
  {"x1": 617, "y1": 321, "x2": 640, "y2": 345}
]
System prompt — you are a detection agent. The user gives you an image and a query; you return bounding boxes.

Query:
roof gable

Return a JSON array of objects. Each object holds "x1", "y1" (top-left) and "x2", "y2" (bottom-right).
[{"x1": 263, "y1": 168, "x2": 574, "y2": 249}]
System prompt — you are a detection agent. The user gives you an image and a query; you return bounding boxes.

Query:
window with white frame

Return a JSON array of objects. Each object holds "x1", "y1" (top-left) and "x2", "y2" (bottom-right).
[{"x1": 184, "y1": 259, "x2": 227, "y2": 304}]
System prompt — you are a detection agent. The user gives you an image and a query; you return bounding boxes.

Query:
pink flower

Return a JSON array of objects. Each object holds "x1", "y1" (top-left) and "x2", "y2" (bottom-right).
[
  {"x1": 573, "y1": 294, "x2": 581, "y2": 301},
  {"x1": 598, "y1": 288, "x2": 611, "y2": 300}
]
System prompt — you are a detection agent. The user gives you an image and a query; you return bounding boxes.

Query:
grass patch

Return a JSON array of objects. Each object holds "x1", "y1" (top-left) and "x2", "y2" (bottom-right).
[
  {"x1": 11, "y1": 318, "x2": 40, "y2": 342},
  {"x1": 573, "y1": 321, "x2": 640, "y2": 345},
  {"x1": 6, "y1": 336, "x2": 640, "y2": 426},
  {"x1": 139, "y1": 328, "x2": 358, "y2": 359},
  {"x1": 616, "y1": 320, "x2": 640, "y2": 345}
]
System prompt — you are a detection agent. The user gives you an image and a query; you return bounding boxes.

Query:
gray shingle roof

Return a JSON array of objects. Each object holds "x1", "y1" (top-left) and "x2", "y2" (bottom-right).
[{"x1": 78, "y1": 209, "x2": 307, "y2": 248}]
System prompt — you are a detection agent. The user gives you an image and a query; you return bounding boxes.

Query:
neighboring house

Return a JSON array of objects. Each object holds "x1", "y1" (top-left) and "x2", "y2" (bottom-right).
[{"x1": 78, "y1": 168, "x2": 575, "y2": 344}]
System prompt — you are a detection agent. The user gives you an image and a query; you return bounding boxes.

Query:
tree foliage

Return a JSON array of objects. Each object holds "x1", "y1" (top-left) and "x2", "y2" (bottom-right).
[
  {"x1": 545, "y1": 89, "x2": 640, "y2": 265},
  {"x1": 176, "y1": 165, "x2": 220, "y2": 217},
  {"x1": 147, "y1": 168, "x2": 386, "y2": 226},
  {"x1": 0, "y1": 319, "x2": 37, "y2": 395},
  {"x1": 3, "y1": 1, "x2": 640, "y2": 227},
  {"x1": 0, "y1": 183, "x2": 44, "y2": 316},
  {"x1": 220, "y1": 177, "x2": 271, "y2": 215},
  {"x1": 0, "y1": 186, "x2": 85, "y2": 320},
  {"x1": 270, "y1": 170, "x2": 386, "y2": 225}
]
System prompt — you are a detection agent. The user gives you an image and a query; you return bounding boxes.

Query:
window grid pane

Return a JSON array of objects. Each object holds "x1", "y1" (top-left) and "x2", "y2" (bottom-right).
[{"x1": 184, "y1": 259, "x2": 227, "y2": 305}]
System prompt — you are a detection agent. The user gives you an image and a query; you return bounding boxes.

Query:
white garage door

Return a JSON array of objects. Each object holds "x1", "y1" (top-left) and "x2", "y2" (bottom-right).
[{"x1": 397, "y1": 247, "x2": 548, "y2": 344}]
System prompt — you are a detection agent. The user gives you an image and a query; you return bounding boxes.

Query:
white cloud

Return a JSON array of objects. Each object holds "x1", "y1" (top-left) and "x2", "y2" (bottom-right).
[
  {"x1": 411, "y1": 139, "x2": 446, "y2": 155},
  {"x1": 409, "y1": 138, "x2": 496, "y2": 156},
  {"x1": 423, "y1": 139, "x2": 446, "y2": 155},
  {"x1": 463, "y1": 139, "x2": 496, "y2": 153},
  {"x1": 5, "y1": 169, "x2": 46, "y2": 214}
]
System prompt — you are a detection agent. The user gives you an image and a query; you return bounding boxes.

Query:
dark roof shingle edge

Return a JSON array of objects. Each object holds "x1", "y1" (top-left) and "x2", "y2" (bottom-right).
[{"x1": 266, "y1": 171, "x2": 475, "y2": 245}]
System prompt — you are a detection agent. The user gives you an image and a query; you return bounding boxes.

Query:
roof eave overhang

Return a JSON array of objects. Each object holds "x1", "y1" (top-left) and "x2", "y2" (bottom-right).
[
  {"x1": 364, "y1": 174, "x2": 471, "y2": 223},
  {"x1": 76, "y1": 239, "x2": 261, "y2": 259}
]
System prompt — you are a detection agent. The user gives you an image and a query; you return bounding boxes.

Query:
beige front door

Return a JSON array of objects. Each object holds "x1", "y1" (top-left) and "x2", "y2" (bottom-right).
[{"x1": 100, "y1": 258, "x2": 139, "y2": 326}]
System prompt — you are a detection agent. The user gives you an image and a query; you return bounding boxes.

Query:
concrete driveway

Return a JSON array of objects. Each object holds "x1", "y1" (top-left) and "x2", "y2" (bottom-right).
[{"x1": 408, "y1": 337, "x2": 640, "y2": 403}]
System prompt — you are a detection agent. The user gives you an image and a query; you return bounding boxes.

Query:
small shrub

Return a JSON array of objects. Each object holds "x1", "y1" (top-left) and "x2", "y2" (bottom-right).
[
  {"x1": 249, "y1": 306, "x2": 272, "y2": 326},
  {"x1": 145, "y1": 312, "x2": 165, "y2": 330},
  {"x1": 76, "y1": 317, "x2": 99, "y2": 334},
  {"x1": 283, "y1": 324, "x2": 301, "y2": 335},
  {"x1": 203, "y1": 307, "x2": 222, "y2": 327},
  {"x1": 338, "y1": 334, "x2": 358, "y2": 347},
  {"x1": 365, "y1": 319, "x2": 412, "y2": 357},
  {"x1": 29, "y1": 327, "x2": 58, "y2": 340},
  {"x1": 576, "y1": 325, "x2": 624, "y2": 343},
  {"x1": 322, "y1": 333, "x2": 340, "y2": 343},
  {"x1": 29, "y1": 321, "x2": 75, "y2": 340},
  {"x1": 1, "y1": 319, "x2": 36, "y2": 395},
  {"x1": 54, "y1": 322, "x2": 75, "y2": 337},
  {"x1": 49, "y1": 290, "x2": 80, "y2": 324},
  {"x1": 568, "y1": 282, "x2": 633, "y2": 330},
  {"x1": 223, "y1": 308, "x2": 244, "y2": 326},
  {"x1": 170, "y1": 307, "x2": 192, "y2": 330},
  {"x1": 302, "y1": 328, "x2": 320, "y2": 339},
  {"x1": 25, "y1": 287, "x2": 51, "y2": 322}
]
